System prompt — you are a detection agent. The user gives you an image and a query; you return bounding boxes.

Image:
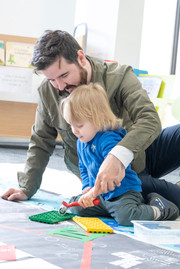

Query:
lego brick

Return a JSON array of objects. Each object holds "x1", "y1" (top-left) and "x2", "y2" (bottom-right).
[
  {"x1": 73, "y1": 217, "x2": 114, "y2": 233},
  {"x1": 29, "y1": 210, "x2": 75, "y2": 224}
]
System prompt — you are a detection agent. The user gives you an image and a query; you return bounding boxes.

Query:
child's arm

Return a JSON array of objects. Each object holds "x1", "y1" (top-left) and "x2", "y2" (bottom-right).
[
  {"x1": 77, "y1": 140, "x2": 91, "y2": 190},
  {"x1": 93, "y1": 131, "x2": 125, "y2": 197},
  {"x1": 78, "y1": 188, "x2": 95, "y2": 208}
]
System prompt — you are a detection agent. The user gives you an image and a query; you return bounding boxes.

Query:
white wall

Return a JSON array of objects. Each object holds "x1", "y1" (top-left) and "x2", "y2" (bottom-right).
[
  {"x1": 75, "y1": 0, "x2": 145, "y2": 67},
  {"x1": 75, "y1": 0, "x2": 177, "y2": 76},
  {"x1": 85, "y1": 0, "x2": 119, "y2": 60},
  {"x1": 75, "y1": 0, "x2": 88, "y2": 28},
  {"x1": 139, "y1": 0, "x2": 177, "y2": 75},
  {"x1": 114, "y1": 0, "x2": 145, "y2": 67},
  {"x1": 0, "y1": 0, "x2": 76, "y2": 37}
]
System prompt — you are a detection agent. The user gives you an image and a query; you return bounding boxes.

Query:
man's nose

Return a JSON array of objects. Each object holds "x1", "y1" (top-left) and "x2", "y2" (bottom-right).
[{"x1": 56, "y1": 78, "x2": 66, "y2": 91}]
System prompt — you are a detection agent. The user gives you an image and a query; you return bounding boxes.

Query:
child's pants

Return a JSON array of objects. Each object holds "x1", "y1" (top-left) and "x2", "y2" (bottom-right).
[{"x1": 69, "y1": 190, "x2": 154, "y2": 226}]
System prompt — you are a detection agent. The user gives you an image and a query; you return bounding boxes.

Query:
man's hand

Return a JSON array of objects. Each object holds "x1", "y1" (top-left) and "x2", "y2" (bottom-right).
[
  {"x1": 93, "y1": 153, "x2": 125, "y2": 197},
  {"x1": 1, "y1": 188, "x2": 28, "y2": 201}
]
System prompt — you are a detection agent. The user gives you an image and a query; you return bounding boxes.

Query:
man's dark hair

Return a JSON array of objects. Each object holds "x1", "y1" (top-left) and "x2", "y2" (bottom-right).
[{"x1": 31, "y1": 30, "x2": 83, "y2": 73}]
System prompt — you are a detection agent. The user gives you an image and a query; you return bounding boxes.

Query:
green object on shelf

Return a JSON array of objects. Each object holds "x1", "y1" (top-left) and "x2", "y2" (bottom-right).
[{"x1": 29, "y1": 210, "x2": 76, "y2": 224}]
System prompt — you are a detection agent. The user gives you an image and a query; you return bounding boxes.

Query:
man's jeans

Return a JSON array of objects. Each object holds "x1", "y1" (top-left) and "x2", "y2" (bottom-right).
[{"x1": 138, "y1": 124, "x2": 180, "y2": 210}]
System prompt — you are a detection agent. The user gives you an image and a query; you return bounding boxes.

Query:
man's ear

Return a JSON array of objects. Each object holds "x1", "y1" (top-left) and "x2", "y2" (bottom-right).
[{"x1": 77, "y1": 50, "x2": 86, "y2": 67}]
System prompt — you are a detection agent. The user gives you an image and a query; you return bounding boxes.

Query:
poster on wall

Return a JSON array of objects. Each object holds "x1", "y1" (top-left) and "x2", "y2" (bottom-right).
[
  {"x1": 138, "y1": 76, "x2": 162, "y2": 98},
  {"x1": 0, "y1": 66, "x2": 33, "y2": 93}
]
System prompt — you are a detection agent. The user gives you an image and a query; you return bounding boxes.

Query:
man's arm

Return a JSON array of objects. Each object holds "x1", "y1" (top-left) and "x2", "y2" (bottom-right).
[
  {"x1": 110, "y1": 145, "x2": 134, "y2": 169},
  {"x1": 93, "y1": 66, "x2": 161, "y2": 196},
  {"x1": 115, "y1": 67, "x2": 161, "y2": 165},
  {"x1": 18, "y1": 114, "x2": 57, "y2": 199},
  {"x1": 1, "y1": 85, "x2": 58, "y2": 201},
  {"x1": 93, "y1": 153, "x2": 125, "y2": 197}
]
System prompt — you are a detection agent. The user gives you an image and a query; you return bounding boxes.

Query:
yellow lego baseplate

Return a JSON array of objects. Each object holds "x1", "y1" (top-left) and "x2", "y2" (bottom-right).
[{"x1": 72, "y1": 217, "x2": 114, "y2": 233}]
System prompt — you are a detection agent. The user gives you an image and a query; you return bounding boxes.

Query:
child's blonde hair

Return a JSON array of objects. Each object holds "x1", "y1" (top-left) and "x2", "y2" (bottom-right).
[{"x1": 60, "y1": 83, "x2": 121, "y2": 131}]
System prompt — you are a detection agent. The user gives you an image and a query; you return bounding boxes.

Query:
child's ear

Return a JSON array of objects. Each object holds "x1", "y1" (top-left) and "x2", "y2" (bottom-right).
[{"x1": 77, "y1": 50, "x2": 86, "y2": 67}]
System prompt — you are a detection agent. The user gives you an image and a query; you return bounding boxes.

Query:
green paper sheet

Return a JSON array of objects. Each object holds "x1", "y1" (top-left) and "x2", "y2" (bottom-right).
[{"x1": 46, "y1": 226, "x2": 107, "y2": 242}]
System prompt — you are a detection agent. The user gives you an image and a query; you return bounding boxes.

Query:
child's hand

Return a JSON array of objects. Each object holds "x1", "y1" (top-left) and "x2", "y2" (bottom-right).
[
  {"x1": 78, "y1": 188, "x2": 95, "y2": 208},
  {"x1": 82, "y1": 187, "x2": 92, "y2": 194}
]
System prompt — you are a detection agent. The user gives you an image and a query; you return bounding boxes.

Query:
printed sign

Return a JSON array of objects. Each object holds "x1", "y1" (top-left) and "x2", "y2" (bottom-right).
[{"x1": 0, "y1": 66, "x2": 33, "y2": 93}]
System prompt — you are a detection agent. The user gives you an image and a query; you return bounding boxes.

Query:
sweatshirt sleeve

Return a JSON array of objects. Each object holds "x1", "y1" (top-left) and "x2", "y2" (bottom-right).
[
  {"x1": 115, "y1": 67, "x2": 161, "y2": 161},
  {"x1": 18, "y1": 87, "x2": 57, "y2": 199},
  {"x1": 99, "y1": 130, "x2": 126, "y2": 160}
]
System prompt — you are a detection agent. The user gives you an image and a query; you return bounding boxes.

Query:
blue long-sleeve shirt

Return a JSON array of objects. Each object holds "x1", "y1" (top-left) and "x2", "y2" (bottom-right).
[{"x1": 77, "y1": 128, "x2": 142, "y2": 200}]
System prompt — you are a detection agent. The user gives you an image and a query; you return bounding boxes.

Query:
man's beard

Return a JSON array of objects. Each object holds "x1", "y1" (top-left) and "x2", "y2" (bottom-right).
[
  {"x1": 64, "y1": 65, "x2": 88, "y2": 93},
  {"x1": 78, "y1": 65, "x2": 88, "y2": 85}
]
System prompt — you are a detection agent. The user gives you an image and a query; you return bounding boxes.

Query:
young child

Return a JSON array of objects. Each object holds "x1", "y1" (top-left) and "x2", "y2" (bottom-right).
[{"x1": 60, "y1": 83, "x2": 179, "y2": 226}]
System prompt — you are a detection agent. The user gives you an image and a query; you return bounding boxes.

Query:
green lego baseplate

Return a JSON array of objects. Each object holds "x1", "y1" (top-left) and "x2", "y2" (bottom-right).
[{"x1": 29, "y1": 210, "x2": 76, "y2": 224}]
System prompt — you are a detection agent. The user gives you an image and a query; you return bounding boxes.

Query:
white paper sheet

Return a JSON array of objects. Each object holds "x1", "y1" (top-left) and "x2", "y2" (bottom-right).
[{"x1": 0, "y1": 66, "x2": 33, "y2": 93}]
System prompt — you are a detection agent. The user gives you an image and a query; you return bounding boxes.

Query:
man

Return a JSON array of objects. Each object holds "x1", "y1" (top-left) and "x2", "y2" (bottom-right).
[{"x1": 1, "y1": 30, "x2": 180, "y2": 210}]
